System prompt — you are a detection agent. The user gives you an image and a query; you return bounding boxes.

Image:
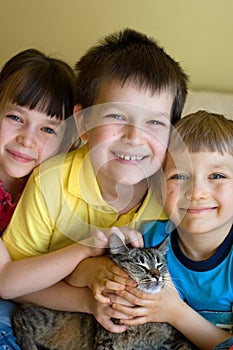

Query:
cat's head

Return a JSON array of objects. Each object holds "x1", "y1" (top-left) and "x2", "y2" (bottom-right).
[{"x1": 109, "y1": 233, "x2": 168, "y2": 294}]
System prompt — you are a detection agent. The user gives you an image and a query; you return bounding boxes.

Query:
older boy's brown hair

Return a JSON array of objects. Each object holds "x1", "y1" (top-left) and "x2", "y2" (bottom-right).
[{"x1": 75, "y1": 28, "x2": 189, "y2": 124}]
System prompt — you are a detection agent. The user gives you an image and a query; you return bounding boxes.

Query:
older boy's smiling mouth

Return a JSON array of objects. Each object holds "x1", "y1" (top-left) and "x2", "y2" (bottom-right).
[{"x1": 113, "y1": 152, "x2": 145, "y2": 161}]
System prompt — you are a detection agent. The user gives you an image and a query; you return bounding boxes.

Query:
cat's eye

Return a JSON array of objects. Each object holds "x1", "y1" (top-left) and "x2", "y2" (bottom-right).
[
  {"x1": 156, "y1": 263, "x2": 163, "y2": 269},
  {"x1": 139, "y1": 256, "x2": 145, "y2": 264},
  {"x1": 138, "y1": 265, "x2": 149, "y2": 273}
]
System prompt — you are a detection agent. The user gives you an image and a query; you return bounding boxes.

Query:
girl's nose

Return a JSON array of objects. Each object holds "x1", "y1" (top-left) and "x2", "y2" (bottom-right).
[{"x1": 16, "y1": 134, "x2": 36, "y2": 148}]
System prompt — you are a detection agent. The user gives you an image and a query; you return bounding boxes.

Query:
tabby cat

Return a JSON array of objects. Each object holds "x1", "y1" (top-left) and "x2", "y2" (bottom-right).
[{"x1": 13, "y1": 234, "x2": 193, "y2": 350}]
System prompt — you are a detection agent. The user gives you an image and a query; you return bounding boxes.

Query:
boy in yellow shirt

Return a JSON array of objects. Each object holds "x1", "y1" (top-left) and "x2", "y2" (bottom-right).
[{"x1": 2, "y1": 28, "x2": 188, "y2": 335}]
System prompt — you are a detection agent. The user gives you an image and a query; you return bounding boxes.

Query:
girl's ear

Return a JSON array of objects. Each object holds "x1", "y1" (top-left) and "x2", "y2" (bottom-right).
[{"x1": 73, "y1": 104, "x2": 88, "y2": 141}]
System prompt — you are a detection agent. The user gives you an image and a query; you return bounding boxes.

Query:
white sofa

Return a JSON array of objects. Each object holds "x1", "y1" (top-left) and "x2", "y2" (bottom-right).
[{"x1": 182, "y1": 90, "x2": 233, "y2": 120}]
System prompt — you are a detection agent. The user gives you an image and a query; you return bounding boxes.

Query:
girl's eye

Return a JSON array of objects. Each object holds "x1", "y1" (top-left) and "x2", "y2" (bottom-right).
[
  {"x1": 6, "y1": 114, "x2": 21, "y2": 122},
  {"x1": 41, "y1": 127, "x2": 56, "y2": 135},
  {"x1": 209, "y1": 173, "x2": 226, "y2": 179},
  {"x1": 169, "y1": 174, "x2": 188, "y2": 180}
]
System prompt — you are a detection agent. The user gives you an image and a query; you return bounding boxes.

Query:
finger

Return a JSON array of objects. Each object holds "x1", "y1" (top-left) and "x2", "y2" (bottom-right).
[
  {"x1": 116, "y1": 289, "x2": 153, "y2": 306},
  {"x1": 105, "y1": 275, "x2": 137, "y2": 289},
  {"x1": 121, "y1": 227, "x2": 144, "y2": 248},
  {"x1": 110, "y1": 264, "x2": 129, "y2": 279},
  {"x1": 93, "y1": 292, "x2": 111, "y2": 304},
  {"x1": 99, "y1": 318, "x2": 128, "y2": 333},
  {"x1": 107, "y1": 293, "x2": 135, "y2": 307},
  {"x1": 112, "y1": 303, "x2": 146, "y2": 318},
  {"x1": 105, "y1": 280, "x2": 128, "y2": 291},
  {"x1": 93, "y1": 229, "x2": 108, "y2": 247},
  {"x1": 120, "y1": 316, "x2": 148, "y2": 326}
]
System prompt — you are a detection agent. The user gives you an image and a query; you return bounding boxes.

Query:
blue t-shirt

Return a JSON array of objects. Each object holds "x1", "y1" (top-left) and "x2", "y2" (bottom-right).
[{"x1": 143, "y1": 221, "x2": 233, "y2": 328}]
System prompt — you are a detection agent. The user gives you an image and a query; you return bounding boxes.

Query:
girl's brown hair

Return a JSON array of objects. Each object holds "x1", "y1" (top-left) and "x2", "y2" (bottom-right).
[{"x1": 0, "y1": 49, "x2": 77, "y2": 120}]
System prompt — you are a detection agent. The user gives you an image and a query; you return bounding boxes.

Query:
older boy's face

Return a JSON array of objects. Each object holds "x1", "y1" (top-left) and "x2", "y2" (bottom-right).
[
  {"x1": 163, "y1": 150, "x2": 233, "y2": 237},
  {"x1": 78, "y1": 81, "x2": 173, "y2": 187}
]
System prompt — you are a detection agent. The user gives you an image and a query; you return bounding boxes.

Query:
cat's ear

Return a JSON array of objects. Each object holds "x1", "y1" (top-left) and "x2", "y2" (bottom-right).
[
  {"x1": 158, "y1": 237, "x2": 169, "y2": 256},
  {"x1": 109, "y1": 233, "x2": 129, "y2": 255}
]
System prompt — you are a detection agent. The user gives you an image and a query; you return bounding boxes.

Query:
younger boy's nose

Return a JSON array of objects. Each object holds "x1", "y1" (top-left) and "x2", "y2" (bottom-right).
[{"x1": 186, "y1": 179, "x2": 209, "y2": 200}]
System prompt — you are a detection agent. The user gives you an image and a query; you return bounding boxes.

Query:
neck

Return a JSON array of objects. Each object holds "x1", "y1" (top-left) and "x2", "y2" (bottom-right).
[
  {"x1": 0, "y1": 168, "x2": 27, "y2": 202},
  {"x1": 176, "y1": 224, "x2": 232, "y2": 261},
  {"x1": 98, "y1": 176, "x2": 148, "y2": 215}
]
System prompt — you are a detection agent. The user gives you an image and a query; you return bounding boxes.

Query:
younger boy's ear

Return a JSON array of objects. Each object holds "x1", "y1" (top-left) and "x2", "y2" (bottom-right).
[{"x1": 73, "y1": 104, "x2": 88, "y2": 141}]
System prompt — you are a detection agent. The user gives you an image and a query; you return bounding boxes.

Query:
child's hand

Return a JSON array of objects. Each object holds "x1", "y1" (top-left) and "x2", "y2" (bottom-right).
[
  {"x1": 92, "y1": 291, "x2": 135, "y2": 333},
  {"x1": 112, "y1": 274, "x2": 183, "y2": 326},
  {"x1": 66, "y1": 256, "x2": 137, "y2": 304},
  {"x1": 105, "y1": 226, "x2": 144, "y2": 248},
  {"x1": 78, "y1": 228, "x2": 108, "y2": 257}
]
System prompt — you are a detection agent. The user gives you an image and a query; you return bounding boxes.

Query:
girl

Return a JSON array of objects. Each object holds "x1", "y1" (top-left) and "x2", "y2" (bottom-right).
[{"x1": 0, "y1": 48, "x2": 106, "y2": 350}]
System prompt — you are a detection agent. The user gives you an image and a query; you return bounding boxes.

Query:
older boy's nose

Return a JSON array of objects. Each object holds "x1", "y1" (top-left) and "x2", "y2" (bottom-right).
[{"x1": 122, "y1": 124, "x2": 144, "y2": 143}]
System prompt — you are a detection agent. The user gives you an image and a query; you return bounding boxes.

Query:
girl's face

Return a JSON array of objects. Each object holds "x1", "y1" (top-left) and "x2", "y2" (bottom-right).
[{"x1": 0, "y1": 104, "x2": 66, "y2": 178}]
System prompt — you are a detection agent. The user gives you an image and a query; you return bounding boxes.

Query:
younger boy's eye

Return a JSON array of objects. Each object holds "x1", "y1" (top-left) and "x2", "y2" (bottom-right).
[
  {"x1": 42, "y1": 127, "x2": 56, "y2": 135},
  {"x1": 209, "y1": 173, "x2": 226, "y2": 179}
]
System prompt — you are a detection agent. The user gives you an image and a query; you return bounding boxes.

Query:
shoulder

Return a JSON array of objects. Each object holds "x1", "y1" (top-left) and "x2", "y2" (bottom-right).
[
  {"x1": 32, "y1": 145, "x2": 89, "y2": 184},
  {"x1": 142, "y1": 220, "x2": 169, "y2": 248}
]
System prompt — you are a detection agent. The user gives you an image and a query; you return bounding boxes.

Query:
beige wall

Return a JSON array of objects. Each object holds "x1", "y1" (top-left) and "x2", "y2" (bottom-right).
[{"x1": 0, "y1": 0, "x2": 233, "y2": 92}]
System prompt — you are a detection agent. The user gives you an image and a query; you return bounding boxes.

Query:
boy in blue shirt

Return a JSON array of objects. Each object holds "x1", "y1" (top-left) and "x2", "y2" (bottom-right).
[{"x1": 113, "y1": 111, "x2": 233, "y2": 349}]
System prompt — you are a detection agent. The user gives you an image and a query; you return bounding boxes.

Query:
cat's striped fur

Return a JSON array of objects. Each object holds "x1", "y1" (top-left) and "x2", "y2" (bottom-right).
[{"x1": 13, "y1": 234, "x2": 193, "y2": 350}]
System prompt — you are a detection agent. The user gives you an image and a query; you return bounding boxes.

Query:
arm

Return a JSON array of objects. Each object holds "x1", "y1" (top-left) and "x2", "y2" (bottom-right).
[
  {"x1": 112, "y1": 285, "x2": 231, "y2": 350},
  {"x1": 14, "y1": 282, "x2": 129, "y2": 333},
  {"x1": 0, "y1": 236, "x2": 105, "y2": 299}
]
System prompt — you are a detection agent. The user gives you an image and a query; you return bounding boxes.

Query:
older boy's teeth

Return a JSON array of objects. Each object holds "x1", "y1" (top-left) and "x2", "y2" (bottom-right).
[{"x1": 116, "y1": 153, "x2": 143, "y2": 161}]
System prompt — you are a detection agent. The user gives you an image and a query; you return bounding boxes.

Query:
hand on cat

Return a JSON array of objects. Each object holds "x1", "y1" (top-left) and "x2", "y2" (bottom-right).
[
  {"x1": 104, "y1": 226, "x2": 144, "y2": 248},
  {"x1": 92, "y1": 290, "x2": 135, "y2": 333},
  {"x1": 77, "y1": 228, "x2": 108, "y2": 256},
  {"x1": 111, "y1": 274, "x2": 184, "y2": 326},
  {"x1": 66, "y1": 255, "x2": 137, "y2": 303}
]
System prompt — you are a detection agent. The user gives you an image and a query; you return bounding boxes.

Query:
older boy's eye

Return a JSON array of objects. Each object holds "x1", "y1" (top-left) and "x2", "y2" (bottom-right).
[
  {"x1": 105, "y1": 114, "x2": 124, "y2": 120},
  {"x1": 209, "y1": 173, "x2": 225, "y2": 179},
  {"x1": 42, "y1": 127, "x2": 56, "y2": 135},
  {"x1": 149, "y1": 120, "x2": 164, "y2": 126}
]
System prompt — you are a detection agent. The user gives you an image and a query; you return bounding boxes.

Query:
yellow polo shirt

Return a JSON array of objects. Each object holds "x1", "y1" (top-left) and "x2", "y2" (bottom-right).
[{"x1": 3, "y1": 144, "x2": 167, "y2": 260}]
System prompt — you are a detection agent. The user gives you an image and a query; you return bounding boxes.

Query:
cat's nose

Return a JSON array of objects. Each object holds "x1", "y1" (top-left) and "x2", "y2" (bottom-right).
[{"x1": 150, "y1": 268, "x2": 160, "y2": 281}]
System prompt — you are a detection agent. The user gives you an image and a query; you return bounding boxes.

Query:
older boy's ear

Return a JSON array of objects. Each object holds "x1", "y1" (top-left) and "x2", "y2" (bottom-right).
[{"x1": 73, "y1": 104, "x2": 88, "y2": 141}]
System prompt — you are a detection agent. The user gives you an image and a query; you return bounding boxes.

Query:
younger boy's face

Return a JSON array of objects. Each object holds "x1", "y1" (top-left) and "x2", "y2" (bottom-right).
[
  {"x1": 77, "y1": 81, "x2": 173, "y2": 187},
  {"x1": 163, "y1": 150, "x2": 233, "y2": 237}
]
